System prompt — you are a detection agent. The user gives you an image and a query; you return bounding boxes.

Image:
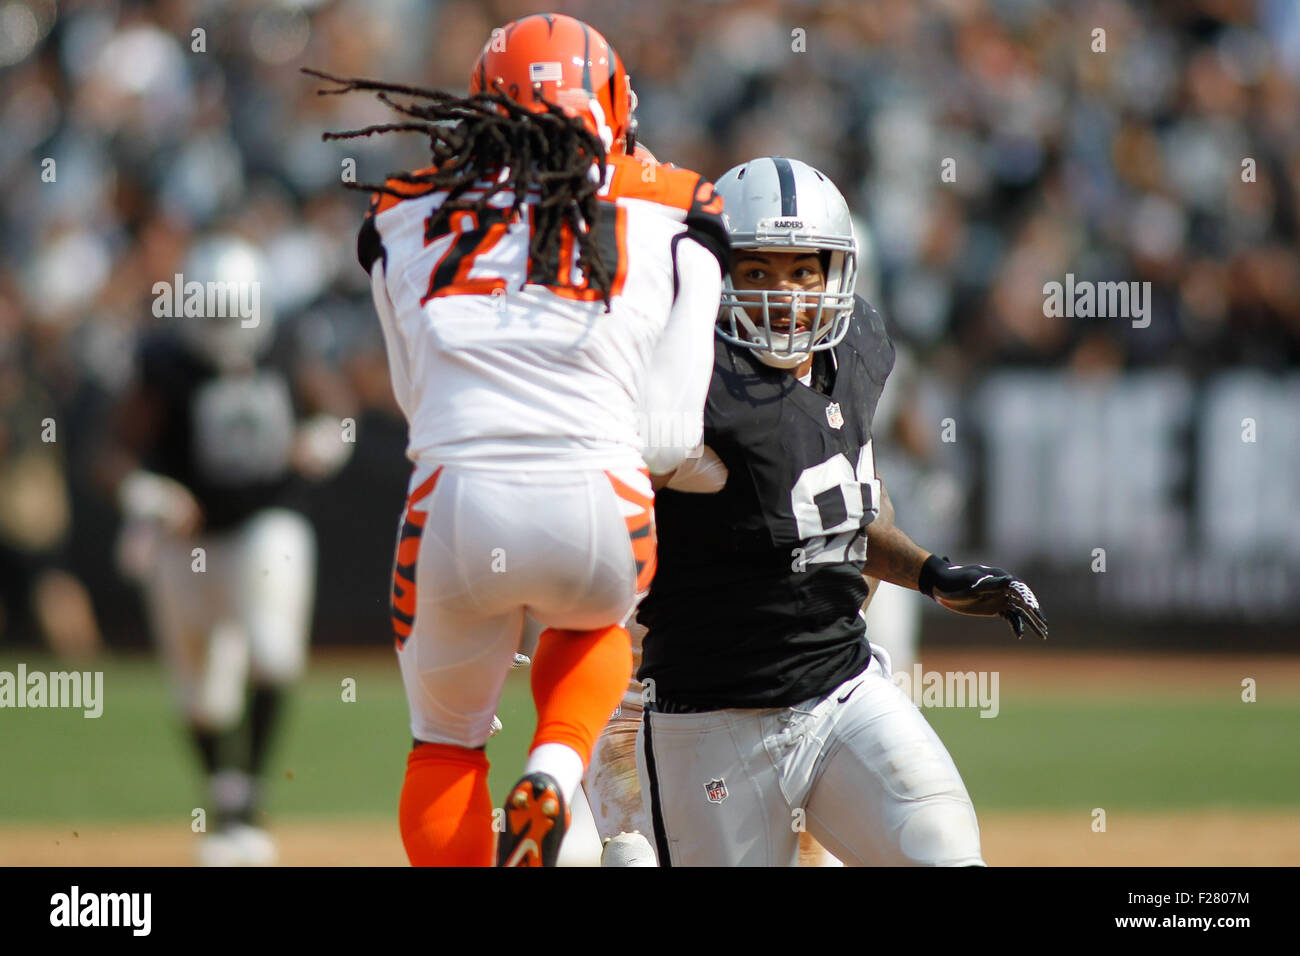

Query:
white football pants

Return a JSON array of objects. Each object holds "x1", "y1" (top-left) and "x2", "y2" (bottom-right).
[
  {"x1": 636, "y1": 645, "x2": 984, "y2": 866},
  {"x1": 142, "y1": 508, "x2": 315, "y2": 729},
  {"x1": 394, "y1": 461, "x2": 652, "y2": 749}
]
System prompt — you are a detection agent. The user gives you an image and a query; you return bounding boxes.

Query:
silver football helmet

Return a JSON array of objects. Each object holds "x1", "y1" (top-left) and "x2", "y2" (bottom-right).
[
  {"x1": 176, "y1": 235, "x2": 274, "y2": 372},
  {"x1": 714, "y1": 157, "x2": 857, "y2": 369}
]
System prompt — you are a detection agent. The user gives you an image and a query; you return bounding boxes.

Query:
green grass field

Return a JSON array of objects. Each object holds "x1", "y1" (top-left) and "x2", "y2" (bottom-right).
[{"x1": 1, "y1": 652, "x2": 1297, "y2": 824}]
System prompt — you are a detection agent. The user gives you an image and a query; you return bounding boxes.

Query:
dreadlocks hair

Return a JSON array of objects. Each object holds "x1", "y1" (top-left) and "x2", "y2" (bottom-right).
[{"x1": 303, "y1": 67, "x2": 615, "y2": 310}]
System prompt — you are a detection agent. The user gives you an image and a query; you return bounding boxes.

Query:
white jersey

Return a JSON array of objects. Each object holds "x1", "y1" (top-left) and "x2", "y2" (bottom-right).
[{"x1": 360, "y1": 154, "x2": 728, "y2": 473}]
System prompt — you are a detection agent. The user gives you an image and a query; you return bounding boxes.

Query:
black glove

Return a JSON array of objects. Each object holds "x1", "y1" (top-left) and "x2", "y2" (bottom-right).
[{"x1": 918, "y1": 555, "x2": 1048, "y2": 640}]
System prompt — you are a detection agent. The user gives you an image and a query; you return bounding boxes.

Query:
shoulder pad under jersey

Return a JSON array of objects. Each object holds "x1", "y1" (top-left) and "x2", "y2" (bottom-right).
[{"x1": 602, "y1": 154, "x2": 729, "y2": 273}]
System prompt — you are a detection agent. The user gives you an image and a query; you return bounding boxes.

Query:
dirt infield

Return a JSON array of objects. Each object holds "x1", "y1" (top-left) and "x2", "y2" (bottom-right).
[
  {"x1": 982, "y1": 810, "x2": 1300, "y2": 866},
  {"x1": 3, "y1": 810, "x2": 1298, "y2": 866}
]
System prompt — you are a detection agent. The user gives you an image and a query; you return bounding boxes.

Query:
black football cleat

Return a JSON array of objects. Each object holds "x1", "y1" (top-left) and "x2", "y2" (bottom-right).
[{"x1": 497, "y1": 772, "x2": 569, "y2": 867}]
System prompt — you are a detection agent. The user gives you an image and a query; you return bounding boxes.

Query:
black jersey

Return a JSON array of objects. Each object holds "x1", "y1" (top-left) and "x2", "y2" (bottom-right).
[
  {"x1": 136, "y1": 330, "x2": 303, "y2": 532},
  {"x1": 638, "y1": 296, "x2": 895, "y2": 708}
]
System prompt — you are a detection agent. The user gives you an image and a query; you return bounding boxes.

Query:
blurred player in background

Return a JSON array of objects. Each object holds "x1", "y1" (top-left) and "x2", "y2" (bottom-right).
[
  {"x1": 100, "y1": 235, "x2": 354, "y2": 866},
  {"x1": 322, "y1": 12, "x2": 727, "y2": 866},
  {"x1": 586, "y1": 157, "x2": 1045, "y2": 866}
]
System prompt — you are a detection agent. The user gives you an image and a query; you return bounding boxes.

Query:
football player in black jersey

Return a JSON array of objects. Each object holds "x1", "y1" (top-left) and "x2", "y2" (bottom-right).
[
  {"x1": 621, "y1": 157, "x2": 1045, "y2": 866},
  {"x1": 101, "y1": 235, "x2": 354, "y2": 865}
]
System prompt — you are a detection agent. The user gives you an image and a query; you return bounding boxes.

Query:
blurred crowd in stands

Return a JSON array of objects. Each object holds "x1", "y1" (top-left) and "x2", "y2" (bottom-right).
[{"x1": 2, "y1": 0, "x2": 1297, "y2": 648}]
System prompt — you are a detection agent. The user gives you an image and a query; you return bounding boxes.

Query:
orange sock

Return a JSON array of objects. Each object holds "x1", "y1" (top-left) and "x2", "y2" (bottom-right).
[
  {"x1": 399, "y1": 743, "x2": 493, "y2": 866},
  {"x1": 530, "y1": 625, "x2": 633, "y2": 765}
]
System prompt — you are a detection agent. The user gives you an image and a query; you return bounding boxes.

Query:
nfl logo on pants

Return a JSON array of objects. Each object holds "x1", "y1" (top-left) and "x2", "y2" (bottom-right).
[{"x1": 704, "y1": 778, "x2": 728, "y2": 804}]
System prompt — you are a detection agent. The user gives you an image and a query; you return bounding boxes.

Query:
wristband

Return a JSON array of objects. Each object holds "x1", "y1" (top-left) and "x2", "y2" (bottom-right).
[{"x1": 917, "y1": 554, "x2": 948, "y2": 598}]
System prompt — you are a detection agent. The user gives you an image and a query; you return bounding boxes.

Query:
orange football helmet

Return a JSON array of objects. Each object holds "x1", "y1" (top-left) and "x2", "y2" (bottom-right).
[{"x1": 469, "y1": 13, "x2": 636, "y2": 154}]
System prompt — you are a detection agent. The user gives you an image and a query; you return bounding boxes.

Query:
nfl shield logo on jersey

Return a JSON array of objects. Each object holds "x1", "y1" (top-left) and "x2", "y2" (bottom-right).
[
  {"x1": 825, "y1": 402, "x2": 844, "y2": 430},
  {"x1": 704, "y1": 778, "x2": 728, "y2": 804}
]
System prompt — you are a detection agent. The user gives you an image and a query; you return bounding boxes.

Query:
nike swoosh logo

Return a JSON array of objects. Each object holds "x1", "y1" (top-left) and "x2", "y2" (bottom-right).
[
  {"x1": 837, "y1": 682, "x2": 864, "y2": 704},
  {"x1": 506, "y1": 836, "x2": 540, "y2": 867}
]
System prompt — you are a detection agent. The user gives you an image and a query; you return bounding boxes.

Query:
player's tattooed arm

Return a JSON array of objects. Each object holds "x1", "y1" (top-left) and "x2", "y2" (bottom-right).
[
  {"x1": 866, "y1": 480, "x2": 1048, "y2": 639},
  {"x1": 863, "y1": 480, "x2": 934, "y2": 589}
]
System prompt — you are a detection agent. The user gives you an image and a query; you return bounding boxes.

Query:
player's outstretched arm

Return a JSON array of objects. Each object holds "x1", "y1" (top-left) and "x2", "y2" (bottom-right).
[
  {"x1": 640, "y1": 236, "x2": 723, "y2": 477},
  {"x1": 865, "y1": 480, "x2": 1048, "y2": 640}
]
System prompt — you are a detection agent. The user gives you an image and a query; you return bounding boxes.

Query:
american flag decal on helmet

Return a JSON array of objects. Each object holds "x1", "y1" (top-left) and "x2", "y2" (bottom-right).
[{"x1": 529, "y1": 61, "x2": 563, "y2": 82}]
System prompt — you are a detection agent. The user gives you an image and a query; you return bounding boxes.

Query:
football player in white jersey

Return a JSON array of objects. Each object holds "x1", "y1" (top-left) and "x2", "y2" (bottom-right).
[{"x1": 316, "y1": 12, "x2": 728, "y2": 866}]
